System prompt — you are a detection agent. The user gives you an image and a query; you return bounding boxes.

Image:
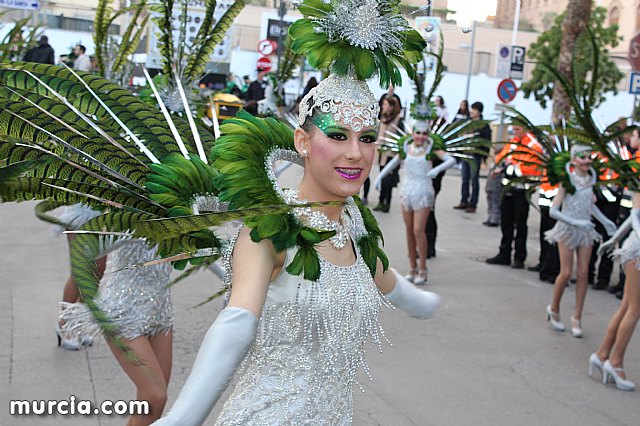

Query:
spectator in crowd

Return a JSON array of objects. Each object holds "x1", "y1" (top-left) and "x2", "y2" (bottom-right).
[
  {"x1": 246, "y1": 68, "x2": 269, "y2": 102},
  {"x1": 372, "y1": 95, "x2": 404, "y2": 212},
  {"x1": 302, "y1": 77, "x2": 318, "y2": 97},
  {"x1": 452, "y1": 99, "x2": 470, "y2": 122},
  {"x1": 73, "y1": 45, "x2": 91, "y2": 72},
  {"x1": 23, "y1": 35, "x2": 55, "y2": 64},
  {"x1": 454, "y1": 102, "x2": 490, "y2": 213},
  {"x1": 433, "y1": 95, "x2": 449, "y2": 127},
  {"x1": 239, "y1": 75, "x2": 251, "y2": 98}
]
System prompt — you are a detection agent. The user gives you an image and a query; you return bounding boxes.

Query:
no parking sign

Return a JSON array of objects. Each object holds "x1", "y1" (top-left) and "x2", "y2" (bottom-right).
[{"x1": 497, "y1": 79, "x2": 518, "y2": 104}]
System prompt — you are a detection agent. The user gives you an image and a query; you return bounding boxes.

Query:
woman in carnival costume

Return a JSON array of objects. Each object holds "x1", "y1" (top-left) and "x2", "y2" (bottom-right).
[
  {"x1": 373, "y1": 56, "x2": 489, "y2": 285},
  {"x1": 375, "y1": 118, "x2": 455, "y2": 284},
  {"x1": 48, "y1": 202, "x2": 106, "y2": 351},
  {"x1": 592, "y1": 191, "x2": 640, "y2": 391},
  {"x1": 153, "y1": 1, "x2": 441, "y2": 424},
  {"x1": 544, "y1": 144, "x2": 617, "y2": 337},
  {"x1": 591, "y1": 131, "x2": 640, "y2": 390}
]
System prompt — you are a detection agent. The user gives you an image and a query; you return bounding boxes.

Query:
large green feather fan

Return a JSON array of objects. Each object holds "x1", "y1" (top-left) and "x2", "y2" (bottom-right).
[{"x1": 289, "y1": 0, "x2": 425, "y2": 88}]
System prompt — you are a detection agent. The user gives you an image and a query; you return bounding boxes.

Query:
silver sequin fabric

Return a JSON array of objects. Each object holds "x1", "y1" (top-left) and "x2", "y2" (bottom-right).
[
  {"x1": 298, "y1": 74, "x2": 379, "y2": 132},
  {"x1": 399, "y1": 151, "x2": 435, "y2": 211},
  {"x1": 60, "y1": 239, "x2": 173, "y2": 341},
  {"x1": 215, "y1": 209, "x2": 389, "y2": 425},
  {"x1": 545, "y1": 174, "x2": 600, "y2": 250},
  {"x1": 613, "y1": 233, "x2": 640, "y2": 270},
  {"x1": 55, "y1": 203, "x2": 101, "y2": 232}
]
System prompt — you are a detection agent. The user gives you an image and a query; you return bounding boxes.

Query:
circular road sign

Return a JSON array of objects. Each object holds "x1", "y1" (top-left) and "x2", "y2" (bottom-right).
[
  {"x1": 497, "y1": 78, "x2": 518, "y2": 104},
  {"x1": 256, "y1": 57, "x2": 272, "y2": 72},
  {"x1": 257, "y1": 39, "x2": 276, "y2": 56}
]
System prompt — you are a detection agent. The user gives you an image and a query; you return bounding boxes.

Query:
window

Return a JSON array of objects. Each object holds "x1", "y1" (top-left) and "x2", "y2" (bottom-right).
[{"x1": 610, "y1": 6, "x2": 620, "y2": 27}]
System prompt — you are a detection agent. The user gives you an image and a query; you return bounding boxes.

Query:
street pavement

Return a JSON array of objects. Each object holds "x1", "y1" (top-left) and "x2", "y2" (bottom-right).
[{"x1": 1, "y1": 169, "x2": 639, "y2": 425}]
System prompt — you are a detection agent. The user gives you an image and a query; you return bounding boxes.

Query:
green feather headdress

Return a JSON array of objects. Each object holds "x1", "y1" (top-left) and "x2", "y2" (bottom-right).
[
  {"x1": 289, "y1": 0, "x2": 425, "y2": 88},
  {"x1": 290, "y1": 0, "x2": 426, "y2": 131}
]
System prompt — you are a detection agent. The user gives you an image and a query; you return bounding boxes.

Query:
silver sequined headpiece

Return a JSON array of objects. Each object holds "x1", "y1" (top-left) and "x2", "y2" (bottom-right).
[{"x1": 297, "y1": 74, "x2": 379, "y2": 132}]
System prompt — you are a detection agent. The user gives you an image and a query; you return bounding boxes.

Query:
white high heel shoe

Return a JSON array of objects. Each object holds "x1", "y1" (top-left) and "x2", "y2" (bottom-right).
[
  {"x1": 413, "y1": 269, "x2": 428, "y2": 286},
  {"x1": 571, "y1": 316, "x2": 583, "y2": 338},
  {"x1": 80, "y1": 335, "x2": 94, "y2": 347},
  {"x1": 588, "y1": 353, "x2": 604, "y2": 378},
  {"x1": 603, "y1": 360, "x2": 636, "y2": 391},
  {"x1": 55, "y1": 323, "x2": 80, "y2": 351},
  {"x1": 404, "y1": 269, "x2": 417, "y2": 283},
  {"x1": 546, "y1": 305, "x2": 565, "y2": 332}
]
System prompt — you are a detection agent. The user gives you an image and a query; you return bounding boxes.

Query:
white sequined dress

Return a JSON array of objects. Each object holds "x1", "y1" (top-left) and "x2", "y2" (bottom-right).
[
  {"x1": 60, "y1": 239, "x2": 173, "y2": 340},
  {"x1": 613, "y1": 232, "x2": 640, "y2": 270},
  {"x1": 215, "y1": 203, "x2": 389, "y2": 425},
  {"x1": 399, "y1": 146, "x2": 435, "y2": 211},
  {"x1": 545, "y1": 172, "x2": 600, "y2": 249}
]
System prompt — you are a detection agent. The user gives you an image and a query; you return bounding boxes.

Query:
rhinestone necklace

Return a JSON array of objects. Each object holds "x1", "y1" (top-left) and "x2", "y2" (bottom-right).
[{"x1": 284, "y1": 188, "x2": 349, "y2": 250}]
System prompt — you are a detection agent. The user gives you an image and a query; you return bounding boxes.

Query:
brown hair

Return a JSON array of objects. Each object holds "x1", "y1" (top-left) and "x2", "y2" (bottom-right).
[{"x1": 380, "y1": 95, "x2": 400, "y2": 123}]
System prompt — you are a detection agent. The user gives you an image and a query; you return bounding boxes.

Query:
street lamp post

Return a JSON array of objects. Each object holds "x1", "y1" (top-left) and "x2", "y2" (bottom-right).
[{"x1": 464, "y1": 20, "x2": 477, "y2": 102}]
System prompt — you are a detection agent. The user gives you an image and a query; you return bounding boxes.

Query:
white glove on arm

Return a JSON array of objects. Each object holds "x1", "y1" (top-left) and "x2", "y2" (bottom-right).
[
  {"x1": 153, "y1": 307, "x2": 258, "y2": 426},
  {"x1": 374, "y1": 155, "x2": 400, "y2": 191},
  {"x1": 427, "y1": 153, "x2": 456, "y2": 179},
  {"x1": 549, "y1": 205, "x2": 595, "y2": 232},
  {"x1": 591, "y1": 205, "x2": 617, "y2": 236},
  {"x1": 631, "y1": 208, "x2": 640, "y2": 239},
  {"x1": 598, "y1": 216, "x2": 630, "y2": 257},
  {"x1": 384, "y1": 269, "x2": 441, "y2": 319}
]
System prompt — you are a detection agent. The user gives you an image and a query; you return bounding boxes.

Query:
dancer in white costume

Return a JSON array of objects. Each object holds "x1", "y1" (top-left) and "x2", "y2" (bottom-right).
[
  {"x1": 591, "y1": 190, "x2": 640, "y2": 391},
  {"x1": 375, "y1": 120, "x2": 455, "y2": 284},
  {"x1": 545, "y1": 145, "x2": 617, "y2": 337},
  {"x1": 153, "y1": 1, "x2": 440, "y2": 424},
  {"x1": 54, "y1": 203, "x2": 105, "y2": 350}
]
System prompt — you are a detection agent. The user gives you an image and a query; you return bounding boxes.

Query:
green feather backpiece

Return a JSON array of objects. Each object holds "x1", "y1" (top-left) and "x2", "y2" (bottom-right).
[{"x1": 289, "y1": 0, "x2": 425, "y2": 88}]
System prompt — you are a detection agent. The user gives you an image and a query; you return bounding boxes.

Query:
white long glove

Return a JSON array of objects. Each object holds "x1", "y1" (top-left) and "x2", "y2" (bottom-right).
[
  {"x1": 384, "y1": 269, "x2": 441, "y2": 319},
  {"x1": 153, "y1": 307, "x2": 258, "y2": 426},
  {"x1": 591, "y1": 205, "x2": 617, "y2": 236},
  {"x1": 631, "y1": 208, "x2": 640, "y2": 238},
  {"x1": 374, "y1": 155, "x2": 401, "y2": 191},
  {"x1": 427, "y1": 153, "x2": 456, "y2": 179},
  {"x1": 549, "y1": 205, "x2": 595, "y2": 232},
  {"x1": 598, "y1": 217, "x2": 631, "y2": 256}
]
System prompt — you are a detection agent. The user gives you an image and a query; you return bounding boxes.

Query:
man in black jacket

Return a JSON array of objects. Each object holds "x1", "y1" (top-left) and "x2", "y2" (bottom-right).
[
  {"x1": 454, "y1": 102, "x2": 491, "y2": 213},
  {"x1": 23, "y1": 36, "x2": 55, "y2": 65},
  {"x1": 246, "y1": 69, "x2": 269, "y2": 102}
]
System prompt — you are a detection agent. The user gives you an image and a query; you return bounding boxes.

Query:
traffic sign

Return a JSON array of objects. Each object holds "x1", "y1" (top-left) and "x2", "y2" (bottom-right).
[
  {"x1": 0, "y1": 0, "x2": 39, "y2": 10},
  {"x1": 629, "y1": 32, "x2": 640, "y2": 71},
  {"x1": 510, "y1": 45, "x2": 526, "y2": 80},
  {"x1": 495, "y1": 44, "x2": 512, "y2": 78},
  {"x1": 256, "y1": 57, "x2": 272, "y2": 72},
  {"x1": 497, "y1": 79, "x2": 518, "y2": 103},
  {"x1": 257, "y1": 39, "x2": 276, "y2": 56},
  {"x1": 630, "y1": 72, "x2": 640, "y2": 94}
]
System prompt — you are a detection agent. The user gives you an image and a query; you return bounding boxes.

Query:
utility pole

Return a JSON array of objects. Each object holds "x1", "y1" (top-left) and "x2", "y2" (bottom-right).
[{"x1": 464, "y1": 20, "x2": 477, "y2": 102}]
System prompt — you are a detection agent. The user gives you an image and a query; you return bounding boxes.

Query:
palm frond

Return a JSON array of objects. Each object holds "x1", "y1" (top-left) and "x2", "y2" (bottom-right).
[{"x1": 184, "y1": 0, "x2": 245, "y2": 82}]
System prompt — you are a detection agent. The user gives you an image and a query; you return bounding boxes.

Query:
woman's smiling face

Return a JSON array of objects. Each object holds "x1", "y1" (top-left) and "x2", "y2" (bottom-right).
[{"x1": 295, "y1": 113, "x2": 377, "y2": 200}]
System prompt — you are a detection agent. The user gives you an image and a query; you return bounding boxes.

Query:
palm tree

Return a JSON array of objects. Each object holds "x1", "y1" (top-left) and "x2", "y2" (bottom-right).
[{"x1": 552, "y1": 0, "x2": 593, "y2": 122}]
